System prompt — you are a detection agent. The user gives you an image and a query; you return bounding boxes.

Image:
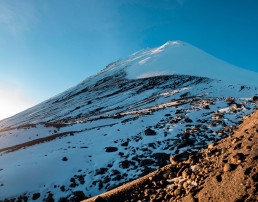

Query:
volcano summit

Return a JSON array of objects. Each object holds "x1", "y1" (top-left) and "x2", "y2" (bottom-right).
[{"x1": 0, "y1": 41, "x2": 257, "y2": 201}]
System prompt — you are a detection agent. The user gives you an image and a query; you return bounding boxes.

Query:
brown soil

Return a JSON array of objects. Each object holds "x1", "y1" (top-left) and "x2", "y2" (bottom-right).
[{"x1": 84, "y1": 111, "x2": 258, "y2": 202}]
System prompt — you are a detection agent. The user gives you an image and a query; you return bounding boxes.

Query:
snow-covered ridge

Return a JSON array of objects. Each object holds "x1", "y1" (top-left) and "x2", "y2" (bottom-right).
[
  {"x1": 99, "y1": 40, "x2": 258, "y2": 86},
  {"x1": 0, "y1": 41, "x2": 257, "y2": 201}
]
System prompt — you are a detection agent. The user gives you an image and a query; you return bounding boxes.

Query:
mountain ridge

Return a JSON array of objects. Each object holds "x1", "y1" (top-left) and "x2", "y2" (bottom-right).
[
  {"x1": 0, "y1": 41, "x2": 257, "y2": 201},
  {"x1": 89, "y1": 40, "x2": 258, "y2": 86}
]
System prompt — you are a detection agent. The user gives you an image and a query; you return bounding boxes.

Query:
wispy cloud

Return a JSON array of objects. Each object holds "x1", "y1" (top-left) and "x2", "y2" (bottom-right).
[{"x1": 0, "y1": 0, "x2": 38, "y2": 35}]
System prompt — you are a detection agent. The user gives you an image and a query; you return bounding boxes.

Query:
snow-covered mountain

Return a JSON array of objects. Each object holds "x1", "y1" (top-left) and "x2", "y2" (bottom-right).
[{"x1": 0, "y1": 41, "x2": 257, "y2": 201}]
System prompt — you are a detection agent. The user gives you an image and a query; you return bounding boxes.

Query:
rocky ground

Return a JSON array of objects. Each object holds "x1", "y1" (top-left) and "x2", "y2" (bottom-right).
[{"x1": 85, "y1": 110, "x2": 258, "y2": 202}]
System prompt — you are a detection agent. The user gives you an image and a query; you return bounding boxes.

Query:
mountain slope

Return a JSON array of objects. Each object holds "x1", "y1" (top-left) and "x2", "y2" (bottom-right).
[
  {"x1": 0, "y1": 41, "x2": 257, "y2": 201},
  {"x1": 84, "y1": 110, "x2": 258, "y2": 202}
]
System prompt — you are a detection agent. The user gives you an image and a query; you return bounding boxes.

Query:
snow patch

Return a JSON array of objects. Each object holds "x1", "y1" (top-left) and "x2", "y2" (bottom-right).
[{"x1": 137, "y1": 71, "x2": 168, "y2": 79}]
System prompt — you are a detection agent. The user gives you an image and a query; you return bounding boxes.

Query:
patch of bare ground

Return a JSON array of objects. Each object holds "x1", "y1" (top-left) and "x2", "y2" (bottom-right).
[{"x1": 84, "y1": 110, "x2": 258, "y2": 202}]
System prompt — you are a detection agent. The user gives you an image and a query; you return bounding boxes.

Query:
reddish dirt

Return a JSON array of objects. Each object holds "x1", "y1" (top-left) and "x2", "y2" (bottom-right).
[{"x1": 84, "y1": 111, "x2": 258, "y2": 202}]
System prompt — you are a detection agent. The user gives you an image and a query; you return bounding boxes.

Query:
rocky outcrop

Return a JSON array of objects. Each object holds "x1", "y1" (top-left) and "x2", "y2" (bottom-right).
[{"x1": 84, "y1": 111, "x2": 258, "y2": 202}]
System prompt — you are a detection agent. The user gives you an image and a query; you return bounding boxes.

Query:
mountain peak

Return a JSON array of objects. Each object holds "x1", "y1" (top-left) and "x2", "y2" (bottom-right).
[
  {"x1": 161, "y1": 40, "x2": 185, "y2": 47},
  {"x1": 111, "y1": 41, "x2": 258, "y2": 86},
  {"x1": 150, "y1": 40, "x2": 185, "y2": 54}
]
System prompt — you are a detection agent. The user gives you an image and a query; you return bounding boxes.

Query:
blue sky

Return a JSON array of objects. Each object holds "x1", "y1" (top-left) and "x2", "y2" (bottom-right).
[{"x1": 0, "y1": 0, "x2": 258, "y2": 119}]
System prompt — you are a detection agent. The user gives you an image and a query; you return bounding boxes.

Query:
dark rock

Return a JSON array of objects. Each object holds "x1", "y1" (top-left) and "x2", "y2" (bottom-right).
[
  {"x1": 203, "y1": 105, "x2": 210, "y2": 109},
  {"x1": 177, "y1": 139, "x2": 194, "y2": 149},
  {"x1": 58, "y1": 197, "x2": 68, "y2": 202},
  {"x1": 94, "y1": 196, "x2": 105, "y2": 202},
  {"x1": 152, "y1": 153, "x2": 170, "y2": 166},
  {"x1": 227, "y1": 99, "x2": 235, "y2": 105},
  {"x1": 144, "y1": 128, "x2": 157, "y2": 136},
  {"x1": 216, "y1": 174, "x2": 222, "y2": 182},
  {"x1": 111, "y1": 170, "x2": 120, "y2": 176},
  {"x1": 233, "y1": 103, "x2": 242, "y2": 108},
  {"x1": 32, "y1": 193, "x2": 40, "y2": 200},
  {"x1": 184, "y1": 118, "x2": 193, "y2": 123},
  {"x1": 71, "y1": 191, "x2": 86, "y2": 201},
  {"x1": 69, "y1": 182, "x2": 77, "y2": 188},
  {"x1": 103, "y1": 176, "x2": 111, "y2": 183},
  {"x1": 96, "y1": 168, "x2": 108, "y2": 175},
  {"x1": 44, "y1": 193, "x2": 54, "y2": 202},
  {"x1": 16, "y1": 195, "x2": 28, "y2": 202},
  {"x1": 180, "y1": 92, "x2": 190, "y2": 98},
  {"x1": 112, "y1": 174, "x2": 123, "y2": 181},
  {"x1": 175, "y1": 110, "x2": 182, "y2": 114},
  {"x1": 121, "y1": 142, "x2": 128, "y2": 146},
  {"x1": 140, "y1": 159, "x2": 155, "y2": 166},
  {"x1": 60, "y1": 185, "x2": 65, "y2": 192},
  {"x1": 62, "y1": 157, "x2": 68, "y2": 161},
  {"x1": 152, "y1": 152, "x2": 170, "y2": 160},
  {"x1": 105, "y1": 147, "x2": 118, "y2": 152},
  {"x1": 231, "y1": 153, "x2": 245, "y2": 163},
  {"x1": 251, "y1": 96, "x2": 258, "y2": 101},
  {"x1": 119, "y1": 160, "x2": 135, "y2": 169},
  {"x1": 170, "y1": 152, "x2": 189, "y2": 165},
  {"x1": 78, "y1": 175, "x2": 85, "y2": 184}
]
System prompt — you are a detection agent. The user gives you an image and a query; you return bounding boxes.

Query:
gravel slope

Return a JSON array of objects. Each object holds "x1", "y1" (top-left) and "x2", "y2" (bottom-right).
[{"x1": 85, "y1": 110, "x2": 258, "y2": 202}]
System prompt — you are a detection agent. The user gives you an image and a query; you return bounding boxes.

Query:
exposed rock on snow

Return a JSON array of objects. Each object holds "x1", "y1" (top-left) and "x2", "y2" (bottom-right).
[
  {"x1": 84, "y1": 111, "x2": 258, "y2": 202},
  {"x1": 0, "y1": 41, "x2": 257, "y2": 201}
]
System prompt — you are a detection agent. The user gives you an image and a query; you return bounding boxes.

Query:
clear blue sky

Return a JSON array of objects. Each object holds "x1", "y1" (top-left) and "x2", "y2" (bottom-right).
[{"x1": 0, "y1": 0, "x2": 258, "y2": 119}]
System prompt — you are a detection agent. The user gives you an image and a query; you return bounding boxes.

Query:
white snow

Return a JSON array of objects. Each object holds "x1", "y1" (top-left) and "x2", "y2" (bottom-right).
[
  {"x1": 101, "y1": 40, "x2": 258, "y2": 86},
  {"x1": 0, "y1": 40, "x2": 257, "y2": 200}
]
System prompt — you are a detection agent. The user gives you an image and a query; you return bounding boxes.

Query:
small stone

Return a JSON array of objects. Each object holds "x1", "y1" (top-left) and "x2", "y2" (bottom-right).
[
  {"x1": 62, "y1": 157, "x2": 68, "y2": 161},
  {"x1": 183, "y1": 181, "x2": 189, "y2": 189},
  {"x1": 121, "y1": 142, "x2": 128, "y2": 146},
  {"x1": 72, "y1": 191, "x2": 86, "y2": 201},
  {"x1": 96, "y1": 168, "x2": 108, "y2": 175},
  {"x1": 105, "y1": 147, "x2": 118, "y2": 152},
  {"x1": 191, "y1": 173, "x2": 195, "y2": 180},
  {"x1": 223, "y1": 163, "x2": 232, "y2": 172},
  {"x1": 174, "y1": 188, "x2": 182, "y2": 196},
  {"x1": 119, "y1": 160, "x2": 134, "y2": 169},
  {"x1": 208, "y1": 143, "x2": 215, "y2": 149},
  {"x1": 231, "y1": 153, "x2": 245, "y2": 163},
  {"x1": 203, "y1": 105, "x2": 210, "y2": 109},
  {"x1": 221, "y1": 148, "x2": 227, "y2": 154},
  {"x1": 170, "y1": 152, "x2": 189, "y2": 165},
  {"x1": 32, "y1": 193, "x2": 40, "y2": 200},
  {"x1": 233, "y1": 103, "x2": 241, "y2": 108},
  {"x1": 60, "y1": 185, "x2": 65, "y2": 192},
  {"x1": 251, "y1": 96, "x2": 258, "y2": 101},
  {"x1": 144, "y1": 128, "x2": 157, "y2": 136},
  {"x1": 182, "y1": 170, "x2": 188, "y2": 179}
]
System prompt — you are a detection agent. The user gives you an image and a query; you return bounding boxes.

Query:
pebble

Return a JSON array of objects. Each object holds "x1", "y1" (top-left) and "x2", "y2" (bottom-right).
[
  {"x1": 223, "y1": 163, "x2": 232, "y2": 172},
  {"x1": 174, "y1": 188, "x2": 182, "y2": 196},
  {"x1": 208, "y1": 143, "x2": 215, "y2": 149}
]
